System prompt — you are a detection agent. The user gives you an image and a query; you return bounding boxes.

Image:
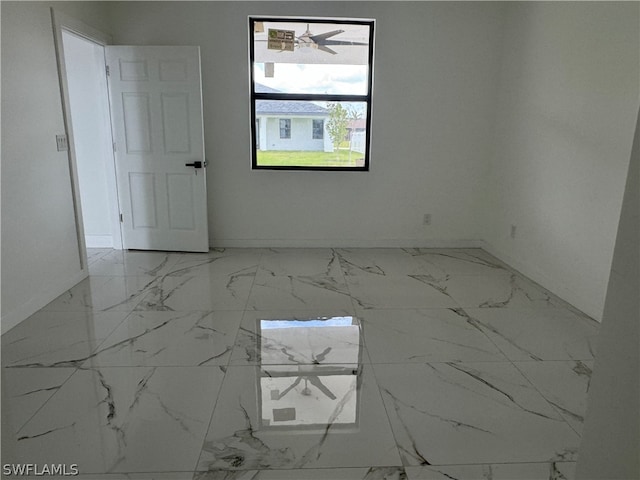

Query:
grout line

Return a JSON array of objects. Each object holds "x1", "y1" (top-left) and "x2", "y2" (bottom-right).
[
  {"x1": 510, "y1": 360, "x2": 587, "y2": 438},
  {"x1": 10, "y1": 366, "x2": 78, "y2": 436}
]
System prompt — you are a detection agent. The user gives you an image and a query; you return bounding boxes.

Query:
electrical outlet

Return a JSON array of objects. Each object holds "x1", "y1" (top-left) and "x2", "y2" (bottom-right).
[
  {"x1": 510, "y1": 224, "x2": 517, "y2": 239},
  {"x1": 423, "y1": 214, "x2": 432, "y2": 226},
  {"x1": 56, "y1": 134, "x2": 68, "y2": 152}
]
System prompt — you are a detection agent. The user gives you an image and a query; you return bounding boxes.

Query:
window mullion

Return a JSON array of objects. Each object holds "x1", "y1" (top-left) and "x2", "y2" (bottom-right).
[{"x1": 253, "y1": 93, "x2": 370, "y2": 103}]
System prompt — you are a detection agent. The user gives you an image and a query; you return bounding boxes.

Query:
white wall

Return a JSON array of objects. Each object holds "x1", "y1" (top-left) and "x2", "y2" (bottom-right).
[
  {"x1": 61, "y1": 30, "x2": 114, "y2": 248},
  {"x1": 109, "y1": 1, "x2": 506, "y2": 247},
  {"x1": 0, "y1": 1, "x2": 113, "y2": 332},
  {"x1": 576, "y1": 108, "x2": 639, "y2": 479},
  {"x1": 484, "y1": 2, "x2": 639, "y2": 320}
]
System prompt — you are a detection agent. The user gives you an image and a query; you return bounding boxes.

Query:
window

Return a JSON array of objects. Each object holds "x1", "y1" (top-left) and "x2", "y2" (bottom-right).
[
  {"x1": 250, "y1": 17, "x2": 375, "y2": 171},
  {"x1": 279, "y1": 119, "x2": 291, "y2": 139},
  {"x1": 312, "y1": 119, "x2": 324, "y2": 140}
]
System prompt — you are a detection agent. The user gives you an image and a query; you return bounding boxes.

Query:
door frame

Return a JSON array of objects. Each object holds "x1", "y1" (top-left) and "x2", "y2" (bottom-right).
[{"x1": 51, "y1": 9, "x2": 123, "y2": 271}]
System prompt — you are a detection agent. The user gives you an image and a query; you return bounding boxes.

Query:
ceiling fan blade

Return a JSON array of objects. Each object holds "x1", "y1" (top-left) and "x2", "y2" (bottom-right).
[
  {"x1": 307, "y1": 375, "x2": 337, "y2": 400},
  {"x1": 313, "y1": 347, "x2": 333, "y2": 363},
  {"x1": 277, "y1": 376, "x2": 303, "y2": 399},
  {"x1": 280, "y1": 347, "x2": 299, "y2": 363},
  {"x1": 319, "y1": 40, "x2": 368, "y2": 47},
  {"x1": 310, "y1": 29, "x2": 345, "y2": 42},
  {"x1": 317, "y1": 45, "x2": 338, "y2": 55}
]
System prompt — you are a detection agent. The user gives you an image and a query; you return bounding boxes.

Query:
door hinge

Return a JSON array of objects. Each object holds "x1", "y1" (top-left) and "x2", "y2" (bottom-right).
[
  {"x1": 119, "y1": 213, "x2": 123, "y2": 223},
  {"x1": 112, "y1": 142, "x2": 117, "y2": 153},
  {"x1": 106, "y1": 65, "x2": 110, "y2": 77}
]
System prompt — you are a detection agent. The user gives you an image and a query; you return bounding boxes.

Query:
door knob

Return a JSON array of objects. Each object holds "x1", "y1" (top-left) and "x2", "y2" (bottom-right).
[{"x1": 185, "y1": 161, "x2": 203, "y2": 168}]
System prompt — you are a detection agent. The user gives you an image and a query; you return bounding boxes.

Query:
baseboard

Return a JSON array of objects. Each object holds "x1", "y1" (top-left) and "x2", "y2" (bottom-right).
[
  {"x1": 480, "y1": 241, "x2": 604, "y2": 322},
  {"x1": 210, "y1": 238, "x2": 485, "y2": 249},
  {"x1": 85, "y1": 235, "x2": 113, "y2": 248},
  {"x1": 1, "y1": 269, "x2": 89, "y2": 335}
]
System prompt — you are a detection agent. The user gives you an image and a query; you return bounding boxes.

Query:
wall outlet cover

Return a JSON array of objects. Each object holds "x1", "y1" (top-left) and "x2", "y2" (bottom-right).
[{"x1": 56, "y1": 134, "x2": 68, "y2": 151}]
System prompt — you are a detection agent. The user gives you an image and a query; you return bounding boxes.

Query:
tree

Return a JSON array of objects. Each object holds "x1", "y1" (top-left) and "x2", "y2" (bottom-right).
[{"x1": 326, "y1": 103, "x2": 349, "y2": 159}]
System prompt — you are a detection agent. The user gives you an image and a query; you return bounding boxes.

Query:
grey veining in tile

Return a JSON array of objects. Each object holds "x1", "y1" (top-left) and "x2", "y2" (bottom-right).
[
  {"x1": 194, "y1": 467, "x2": 408, "y2": 479},
  {"x1": 405, "y1": 462, "x2": 575, "y2": 479},
  {"x1": 6, "y1": 367, "x2": 225, "y2": 473},
  {"x1": 424, "y1": 270, "x2": 563, "y2": 309},
  {"x1": 247, "y1": 275, "x2": 353, "y2": 311},
  {"x1": 2, "y1": 310, "x2": 130, "y2": 367},
  {"x1": 88, "y1": 250, "x2": 181, "y2": 277},
  {"x1": 136, "y1": 274, "x2": 253, "y2": 311},
  {"x1": 83, "y1": 310, "x2": 243, "y2": 367},
  {"x1": 42, "y1": 276, "x2": 157, "y2": 312},
  {"x1": 1, "y1": 247, "x2": 600, "y2": 478},
  {"x1": 465, "y1": 308, "x2": 599, "y2": 361},
  {"x1": 167, "y1": 249, "x2": 263, "y2": 279},
  {"x1": 335, "y1": 248, "x2": 432, "y2": 277},
  {"x1": 515, "y1": 360, "x2": 593, "y2": 434},
  {"x1": 402, "y1": 248, "x2": 509, "y2": 276},
  {"x1": 1, "y1": 367, "x2": 75, "y2": 433},
  {"x1": 374, "y1": 362, "x2": 580, "y2": 465},
  {"x1": 197, "y1": 364, "x2": 401, "y2": 471},
  {"x1": 257, "y1": 248, "x2": 344, "y2": 279},
  {"x1": 336, "y1": 248, "x2": 508, "y2": 279},
  {"x1": 347, "y1": 275, "x2": 457, "y2": 310},
  {"x1": 360, "y1": 309, "x2": 506, "y2": 363}
]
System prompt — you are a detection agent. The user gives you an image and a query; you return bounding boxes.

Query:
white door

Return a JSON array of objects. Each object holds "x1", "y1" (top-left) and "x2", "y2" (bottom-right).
[{"x1": 106, "y1": 46, "x2": 209, "y2": 252}]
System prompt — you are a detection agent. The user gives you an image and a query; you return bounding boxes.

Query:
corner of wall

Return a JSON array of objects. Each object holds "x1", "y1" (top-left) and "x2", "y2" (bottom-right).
[
  {"x1": 1, "y1": 270, "x2": 88, "y2": 335},
  {"x1": 576, "y1": 107, "x2": 640, "y2": 479},
  {"x1": 482, "y1": 2, "x2": 639, "y2": 321},
  {"x1": 480, "y1": 241, "x2": 604, "y2": 321}
]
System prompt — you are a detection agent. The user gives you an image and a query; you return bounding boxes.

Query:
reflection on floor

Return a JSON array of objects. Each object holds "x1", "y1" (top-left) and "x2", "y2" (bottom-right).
[{"x1": 1, "y1": 248, "x2": 600, "y2": 479}]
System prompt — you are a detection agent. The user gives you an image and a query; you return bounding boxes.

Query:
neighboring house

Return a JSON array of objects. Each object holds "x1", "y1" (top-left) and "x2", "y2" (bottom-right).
[
  {"x1": 346, "y1": 118, "x2": 367, "y2": 154},
  {"x1": 346, "y1": 118, "x2": 366, "y2": 140},
  {"x1": 255, "y1": 84, "x2": 333, "y2": 152}
]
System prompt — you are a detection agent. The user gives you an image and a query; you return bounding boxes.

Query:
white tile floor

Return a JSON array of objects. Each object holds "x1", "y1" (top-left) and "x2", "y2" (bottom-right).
[{"x1": 1, "y1": 248, "x2": 599, "y2": 479}]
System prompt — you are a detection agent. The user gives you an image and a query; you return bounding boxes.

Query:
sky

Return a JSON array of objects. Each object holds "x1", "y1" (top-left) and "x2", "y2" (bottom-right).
[{"x1": 254, "y1": 63, "x2": 369, "y2": 95}]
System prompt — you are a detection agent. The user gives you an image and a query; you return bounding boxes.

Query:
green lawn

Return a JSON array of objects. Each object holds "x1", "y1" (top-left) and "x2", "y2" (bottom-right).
[{"x1": 257, "y1": 150, "x2": 364, "y2": 167}]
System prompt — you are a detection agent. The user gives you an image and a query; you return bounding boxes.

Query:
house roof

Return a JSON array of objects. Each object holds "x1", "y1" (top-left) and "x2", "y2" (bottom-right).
[
  {"x1": 255, "y1": 83, "x2": 328, "y2": 116},
  {"x1": 348, "y1": 119, "x2": 367, "y2": 130}
]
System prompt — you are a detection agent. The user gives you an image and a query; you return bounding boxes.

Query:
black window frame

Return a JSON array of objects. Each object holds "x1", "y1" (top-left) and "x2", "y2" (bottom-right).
[
  {"x1": 312, "y1": 119, "x2": 324, "y2": 140},
  {"x1": 279, "y1": 118, "x2": 291, "y2": 139},
  {"x1": 249, "y1": 16, "x2": 375, "y2": 172}
]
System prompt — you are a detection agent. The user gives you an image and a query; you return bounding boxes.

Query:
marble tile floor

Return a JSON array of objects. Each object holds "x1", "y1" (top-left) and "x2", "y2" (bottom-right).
[{"x1": 1, "y1": 248, "x2": 600, "y2": 479}]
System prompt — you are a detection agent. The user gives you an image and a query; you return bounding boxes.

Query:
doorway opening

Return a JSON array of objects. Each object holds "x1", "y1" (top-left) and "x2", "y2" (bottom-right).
[{"x1": 60, "y1": 29, "x2": 122, "y2": 256}]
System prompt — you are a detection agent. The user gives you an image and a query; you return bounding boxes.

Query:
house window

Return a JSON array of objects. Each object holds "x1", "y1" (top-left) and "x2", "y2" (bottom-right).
[
  {"x1": 250, "y1": 17, "x2": 375, "y2": 171},
  {"x1": 312, "y1": 119, "x2": 324, "y2": 140},
  {"x1": 279, "y1": 119, "x2": 291, "y2": 139}
]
